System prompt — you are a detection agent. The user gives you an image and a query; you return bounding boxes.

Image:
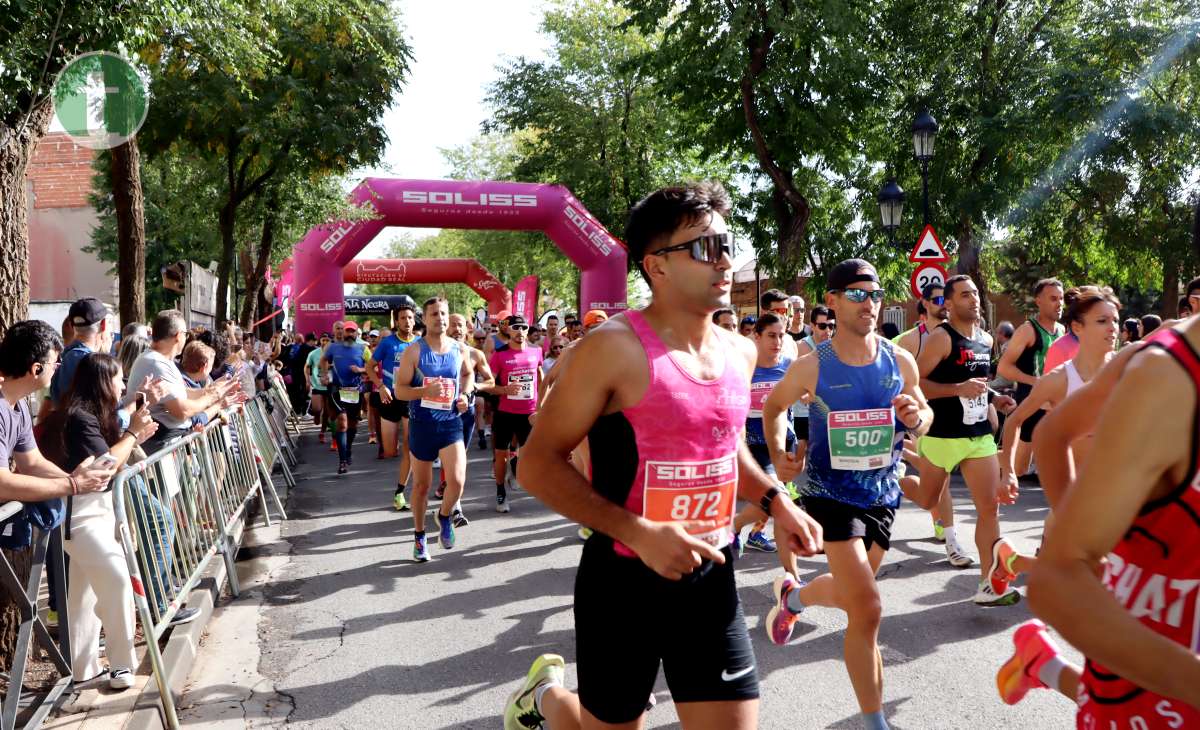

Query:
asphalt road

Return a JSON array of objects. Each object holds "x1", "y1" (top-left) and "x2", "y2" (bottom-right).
[{"x1": 225, "y1": 428, "x2": 1078, "y2": 729}]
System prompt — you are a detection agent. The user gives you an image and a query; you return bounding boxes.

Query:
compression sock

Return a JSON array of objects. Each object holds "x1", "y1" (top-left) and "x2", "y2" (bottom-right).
[
  {"x1": 395, "y1": 482, "x2": 405, "y2": 496},
  {"x1": 785, "y1": 587, "x2": 806, "y2": 615},
  {"x1": 1037, "y1": 655, "x2": 1068, "y2": 690},
  {"x1": 334, "y1": 431, "x2": 348, "y2": 461},
  {"x1": 346, "y1": 426, "x2": 358, "y2": 459},
  {"x1": 863, "y1": 710, "x2": 890, "y2": 730}
]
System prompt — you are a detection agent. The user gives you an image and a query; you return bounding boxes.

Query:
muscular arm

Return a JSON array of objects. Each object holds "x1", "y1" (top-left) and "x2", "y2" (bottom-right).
[
  {"x1": 997, "y1": 323, "x2": 1036, "y2": 386},
  {"x1": 916, "y1": 328, "x2": 961, "y2": 399},
  {"x1": 893, "y1": 347, "x2": 933, "y2": 438},
  {"x1": 763, "y1": 353, "x2": 816, "y2": 477},
  {"x1": 0, "y1": 467, "x2": 72, "y2": 501},
  {"x1": 1032, "y1": 345, "x2": 1141, "y2": 508},
  {"x1": 390, "y1": 345, "x2": 428, "y2": 401},
  {"x1": 1029, "y1": 351, "x2": 1200, "y2": 707},
  {"x1": 1000, "y1": 370, "x2": 1066, "y2": 474}
]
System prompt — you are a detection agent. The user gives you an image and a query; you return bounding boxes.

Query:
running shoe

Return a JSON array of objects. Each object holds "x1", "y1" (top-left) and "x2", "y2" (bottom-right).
[
  {"x1": 317, "y1": 432, "x2": 325, "y2": 444},
  {"x1": 337, "y1": 461, "x2": 348, "y2": 475},
  {"x1": 989, "y1": 537, "x2": 1019, "y2": 593},
  {"x1": 437, "y1": 512, "x2": 455, "y2": 549},
  {"x1": 933, "y1": 519, "x2": 946, "y2": 543},
  {"x1": 766, "y1": 574, "x2": 805, "y2": 645},
  {"x1": 329, "y1": 440, "x2": 337, "y2": 452},
  {"x1": 973, "y1": 580, "x2": 1021, "y2": 606},
  {"x1": 997, "y1": 619, "x2": 1061, "y2": 704},
  {"x1": 503, "y1": 653, "x2": 565, "y2": 730},
  {"x1": 732, "y1": 532, "x2": 744, "y2": 558},
  {"x1": 109, "y1": 668, "x2": 135, "y2": 690},
  {"x1": 393, "y1": 492, "x2": 409, "y2": 511},
  {"x1": 945, "y1": 539, "x2": 976, "y2": 568},
  {"x1": 413, "y1": 534, "x2": 430, "y2": 562},
  {"x1": 746, "y1": 531, "x2": 777, "y2": 553},
  {"x1": 783, "y1": 481, "x2": 800, "y2": 502},
  {"x1": 577, "y1": 526, "x2": 592, "y2": 541},
  {"x1": 434, "y1": 481, "x2": 446, "y2": 501},
  {"x1": 452, "y1": 509, "x2": 469, "y2": 528},
  {"x1": 505, "y1": 456, "x2": 522, "y2": 491},
  {"x1": 496, "y1": 488, "x2": 510, "y2": 513},
  {"x1": 477, "y1": 432, "x2": 488, "y2": 450}
]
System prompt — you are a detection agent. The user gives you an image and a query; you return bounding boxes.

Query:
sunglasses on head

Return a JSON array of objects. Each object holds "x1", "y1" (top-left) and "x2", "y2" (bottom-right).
[
  {"x1": 649, "y1": 232, "x2": 735, "y2": 264},
  {"x1": 834, "y1": 288, "x2": 886, "y2": 303},
  {"x1": 814, "y1": 322, "x2": 835, "y2": 331}
]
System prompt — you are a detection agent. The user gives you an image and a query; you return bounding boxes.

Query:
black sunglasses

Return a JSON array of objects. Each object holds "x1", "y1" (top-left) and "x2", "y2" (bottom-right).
[
  {"x1": 928, "y1": 295, "x2": 946, "y2": 306},
  {"x1": 814, "y1": 322, "x2": 836, "y2": 330},
  {"x1": 649, "y1": 233, "x2": 734, "y2": 264},
  {"x1": 834, "y1": 288, "x2": 886, "y2": 303},
  {"x1": 510, "y1": 324, "x2": 529, "y2": 331}
]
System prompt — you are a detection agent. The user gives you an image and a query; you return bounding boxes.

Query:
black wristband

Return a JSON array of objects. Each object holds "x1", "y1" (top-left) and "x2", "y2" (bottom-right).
[
  {"x1": 759, "y1": 485, "x2": 781, "y2": 517},
  {"x1": 123, "y1": 429, "x2": 137, "y2": 440}
]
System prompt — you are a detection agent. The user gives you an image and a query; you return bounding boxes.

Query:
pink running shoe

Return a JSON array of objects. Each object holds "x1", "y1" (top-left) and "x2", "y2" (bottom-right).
[
  {"x1": 989, "y1": 537, "x2": 1019, "y2": 595},
  {"x1": 765, "y1": 574, "x2": 804, "y2": 646},
  {"x1": 996, "y1": 619, "x2": 1060, "y2": 704}
]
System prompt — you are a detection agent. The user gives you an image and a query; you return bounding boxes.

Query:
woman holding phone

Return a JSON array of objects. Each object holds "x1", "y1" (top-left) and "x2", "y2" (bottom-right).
[{"x1": 54, "y1": 354, "x2": 176, "y2": 688}]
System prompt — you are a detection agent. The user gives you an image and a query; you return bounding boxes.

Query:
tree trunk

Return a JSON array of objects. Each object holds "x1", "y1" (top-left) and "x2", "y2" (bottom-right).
[
  {"x1": 0, "y1": 102, "x2": 53, "y2": 335},
  {"x1": 955, "y1": 216, "x2": 992, "y2": 322},
  {"x1": 110, "y1": 138, "x2": 146, "y2": 326},
  {"x1": 0, "y1": 547, "x2": 32, "y2": 674},
  {"x1": 216, "y1": 199, "x2": 237, "y2": 326},
  {"x1": 239, "y1": 186, "x2": 280, "y2": 329},
  {"x1": 1163, "y1": 262, "x2": 1180, "y2": 319}
]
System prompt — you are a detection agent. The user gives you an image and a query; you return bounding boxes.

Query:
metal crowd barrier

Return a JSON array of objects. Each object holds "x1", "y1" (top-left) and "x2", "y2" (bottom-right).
[
  {"x1": 267, "y1": 377, "x2": 303, "y2": 439},
  {"x1": 111, "y1": 399, "x2": 291, "y2": 729},
  {"x1": 0, "y1": 502, "x2": 72, "y2": 730}
]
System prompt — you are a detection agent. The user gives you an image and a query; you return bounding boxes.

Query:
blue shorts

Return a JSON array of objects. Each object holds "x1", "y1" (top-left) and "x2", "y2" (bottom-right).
[
  {"x1": 408, "y1": 419, "x2": 464, "y2": 462},
  {"x1": 461, "y1": 407, "x2": 475, "y2": 444}
]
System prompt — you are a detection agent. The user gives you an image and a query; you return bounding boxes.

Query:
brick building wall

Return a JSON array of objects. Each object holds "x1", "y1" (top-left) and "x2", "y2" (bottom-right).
[{"x1": 25, "y1": 132, "x2": 116, "y2": 303}]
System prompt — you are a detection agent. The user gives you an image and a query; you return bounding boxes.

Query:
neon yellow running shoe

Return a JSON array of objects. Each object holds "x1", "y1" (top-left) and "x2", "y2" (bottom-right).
[
  {"x1": 933, "y1": 519, "x2": 946, "y2": 542},
  {"x1": 504, "y1": 654, "x2": 565, "y2": 730},
  {"x1": 393, "y1": 492, "x2": 408, "y2": 512},
  {"x1": 783, "y1": 481, "x2": 800, "y2": 502}
]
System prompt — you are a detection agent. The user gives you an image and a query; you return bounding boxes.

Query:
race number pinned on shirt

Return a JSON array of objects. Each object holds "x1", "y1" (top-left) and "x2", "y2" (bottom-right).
[
  {"x1": 338, "y1": 388, "x2": 360, "y2": 405},
  {"x1": 642, "y1": 454, "x2": 736, "y2": 549},
  {"x1": 508, "y1": 367, "x2": 537, "y2": 401},
  {"x1": 827, "y1": 408, "x2": 895, "y2": 471},
  {"x1": 748, "y1": 381, "x2": 776, "y2": 419},
  {"x1": 959, "y1": 393, "x2": 988, "y2": 425},
  {"x1": 420, "y1": 376, "x2": 455, "y2": 411}
]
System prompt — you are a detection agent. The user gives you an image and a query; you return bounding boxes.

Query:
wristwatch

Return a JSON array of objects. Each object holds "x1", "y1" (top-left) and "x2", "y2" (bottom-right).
[{"x1": 759, "y1": 485, "x2": 781, "y2": 517}]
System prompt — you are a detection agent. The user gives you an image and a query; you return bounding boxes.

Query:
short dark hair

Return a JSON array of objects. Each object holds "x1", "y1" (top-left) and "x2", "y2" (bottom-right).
[
  {"x1": 880, "y1": 322, "x2": 900, "y2": 339},
  {"x1": 625, "y1": 181, "x2": 732, "y2": 285},
  {"x1": 1034, "y1": 278, "x2": 1063, "y2": 296},
  {"x1": 422, "y1": 296, "x2": 447, "y2": 314},
  {"x1": 753, "y1": 312, "x2": 785, "y2": 334},
  {"x1": 711, "y1": 307, "x2": 735, "y2": 323},
  {"x1": 810, "y1": 305, "x2": 832, "y2": 323},
  {"x1": 944, "y1": 274, "x2": 973, "y2": 298},
  {"x1": 1186, "y1": 277, "x2": 1200, "y2": 297},
  {"x1": 0, "y1": 320, "x2": 63, "y2": 378},
  {"x1": 1141, "y1": 313, "x2": 1162, "y2": 335},
  {"x1": 920, "y1": 283, "x2": 944, "y2": 300},
  {"x1": 1179, "y1": 296, "x2": 1192, "y2": 313},
  {"x1": 151, "y1": 309, "x2": 186, "y2": 342},
  {"x1": 393, "y1": 303, "x2": 415, "y2": 315},
  {"x1": 546, "y1": 314, "x2": 559, "y2": 321},
  {"x1": 760, "y1": 289, "x2": 788, "y2": 310}
]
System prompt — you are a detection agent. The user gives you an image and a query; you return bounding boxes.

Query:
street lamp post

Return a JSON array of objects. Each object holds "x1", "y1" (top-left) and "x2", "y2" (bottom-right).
[
  {"x1": 911, "y1": 109, "x2": 939, "y2": 225},
  {"x1": 877, "y1": 179, "x2": 906, "y2": 249}
]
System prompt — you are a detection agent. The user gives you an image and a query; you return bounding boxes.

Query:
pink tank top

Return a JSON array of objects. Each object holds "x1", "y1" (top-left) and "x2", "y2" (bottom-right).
[{"x1": 612, "y1": 310, "x2": 751, "y2": 557}]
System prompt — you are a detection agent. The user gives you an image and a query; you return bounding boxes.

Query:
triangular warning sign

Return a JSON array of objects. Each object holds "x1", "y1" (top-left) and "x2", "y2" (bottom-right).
[{"x1": 909, "y1": 224, "x2": 949, "y2": 263}]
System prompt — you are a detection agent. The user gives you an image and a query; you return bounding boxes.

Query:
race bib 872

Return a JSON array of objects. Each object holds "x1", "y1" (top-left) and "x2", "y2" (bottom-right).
[{"x1": 642, "y1": 454, "x2": 736, "y2": 549}]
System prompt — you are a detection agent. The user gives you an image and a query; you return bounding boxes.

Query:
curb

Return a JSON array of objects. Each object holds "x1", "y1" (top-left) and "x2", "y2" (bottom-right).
[{"x1": 121, "y1": 516, "x2": 249, "y2": 730}]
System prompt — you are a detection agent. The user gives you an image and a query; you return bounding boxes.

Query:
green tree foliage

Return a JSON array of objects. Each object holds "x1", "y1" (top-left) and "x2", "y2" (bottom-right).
[{"x1": 136, "y1": 0, "x2": 411, "y2": 322}]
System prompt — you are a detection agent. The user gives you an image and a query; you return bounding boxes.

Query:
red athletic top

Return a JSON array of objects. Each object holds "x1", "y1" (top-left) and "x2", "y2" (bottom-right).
[{"x1": 1077, "y1": 328, "x2": 1200, "y2": 729}]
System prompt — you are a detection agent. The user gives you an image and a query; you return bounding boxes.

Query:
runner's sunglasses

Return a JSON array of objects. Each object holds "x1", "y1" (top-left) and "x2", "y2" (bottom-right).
[
  {"x1": 928, "y1": 295, "x2": 945, "y2": 305},
  {"x1": 833, "y1": 288, "x2": 886, "y2": 303},
  {"x1": 649, "y1": 232, "x2": 735, "y2": 264}
]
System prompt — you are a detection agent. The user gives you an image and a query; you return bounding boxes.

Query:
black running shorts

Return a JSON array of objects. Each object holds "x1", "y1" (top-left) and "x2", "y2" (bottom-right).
[
  {"x1": 793, "y1": 415, "x2": 809, "y2": 442},
  {"x1": 801, "y1": 496, "x2": 895, "y2": 552},
  {"x1": 491, "y1": 410, "x2": 532, "y2": 452},
  {"x1": 327, "y1": 387, "x2": 363, "y2": 421},
  {"x1": 574, "y1": 538, "x2": 758, "y2": 724},
  {"x1": 1019, "y1": 407, "x2": 1045, "y2": 443},
  {"x1": 370, "y1": 391, "x2": 408, "y2": 422}
]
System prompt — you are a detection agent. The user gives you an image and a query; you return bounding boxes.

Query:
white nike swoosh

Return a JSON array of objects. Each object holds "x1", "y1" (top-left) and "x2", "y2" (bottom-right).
[{"x1": 720, "y1": 666, "x2": 754, "y2": 682}]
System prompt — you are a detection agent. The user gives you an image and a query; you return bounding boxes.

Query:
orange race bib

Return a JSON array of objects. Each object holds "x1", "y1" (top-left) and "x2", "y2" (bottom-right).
[
  {"x1": 420, "y1": 376, "x2": 455, "y2": 411},
  {"x1": 642, "y1": 454, "x2": 737, "y2": 549}
]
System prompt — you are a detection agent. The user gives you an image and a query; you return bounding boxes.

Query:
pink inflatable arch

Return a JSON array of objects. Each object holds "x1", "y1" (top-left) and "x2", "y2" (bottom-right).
[
  {"x1": 342, "y1": 258, "x2": 512, "y2": 316},
  {"x1": 293, "y1": 179, "x2": 627, "y2": 335}
]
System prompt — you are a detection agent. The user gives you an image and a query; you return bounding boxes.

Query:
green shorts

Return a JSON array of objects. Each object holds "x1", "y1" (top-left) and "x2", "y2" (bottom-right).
[{"x1": 919, "y1": 435, "x2": 997, "y2": 473}]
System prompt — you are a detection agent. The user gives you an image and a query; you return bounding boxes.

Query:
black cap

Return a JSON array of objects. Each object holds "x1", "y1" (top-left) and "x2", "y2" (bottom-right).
[
  {"x1": 68, "y1": 297, "x2": 108, "y2": 326},
  {"x1": 505, "y1": 314, "x2": 528, "y2": 328},
  {"x1": 826, "y1": 259, "x2": 880, "y2": 291}
]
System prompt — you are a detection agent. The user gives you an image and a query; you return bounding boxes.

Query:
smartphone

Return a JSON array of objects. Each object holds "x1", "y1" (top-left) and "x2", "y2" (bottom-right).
[
  {"x1": 92, "y1": 453, "x2": 119, "y2": 470},
  {"x1": 134, "y1": 392, "x2": 146, "y2": 410}
]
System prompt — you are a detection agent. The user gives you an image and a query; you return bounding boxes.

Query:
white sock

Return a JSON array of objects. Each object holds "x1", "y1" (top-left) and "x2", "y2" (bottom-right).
[
  {"x1": 533, "y1": 679, "x2": 561, "y2": 715},
  {"x1": 943, "y1": 525, "x2": 957, "y2": 544},
  {"x1": 1037, "y1": 655, "x2": 1067, "y2": 690}
]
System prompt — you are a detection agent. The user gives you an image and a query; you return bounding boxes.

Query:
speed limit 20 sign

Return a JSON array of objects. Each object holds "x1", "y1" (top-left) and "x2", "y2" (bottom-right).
[{"x1": 910, "y1": 262, "x2": 948, "y2": 300}]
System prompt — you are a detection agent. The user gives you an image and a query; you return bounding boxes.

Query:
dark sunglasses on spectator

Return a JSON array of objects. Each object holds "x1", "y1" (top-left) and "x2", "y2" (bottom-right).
[
  {"x1": 836, "y1": 288, "x2": 886, "y2": 303},
  {"x1": 814, "y1": 322, "x2": 835, "y2": 331},
  {"x1": 649, "y1": 232, "x2": 734, "y2": 264},
  {"x1": 510, "y1": 324, "x2": 529, "y2": 331}
]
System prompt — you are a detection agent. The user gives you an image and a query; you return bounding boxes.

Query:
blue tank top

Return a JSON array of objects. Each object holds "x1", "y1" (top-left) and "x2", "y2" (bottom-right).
[
  {"x1": 409, "y1": 339, "x2": 463, "y2": 424},
  {"x1": 746, "y1": 357, "x2": 793, "y2": 445},
  {"x1": 805, "y1": 338, "x2": 905, "y2": 508},
  {"x1": 326, "y1": 341, "x2": 367, "y2": 388}
]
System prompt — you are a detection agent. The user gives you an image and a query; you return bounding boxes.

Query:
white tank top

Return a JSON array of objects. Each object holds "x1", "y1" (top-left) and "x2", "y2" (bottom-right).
[{"x1": 1063, "y1": 360, "x2": 1085, "y2": 395}]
